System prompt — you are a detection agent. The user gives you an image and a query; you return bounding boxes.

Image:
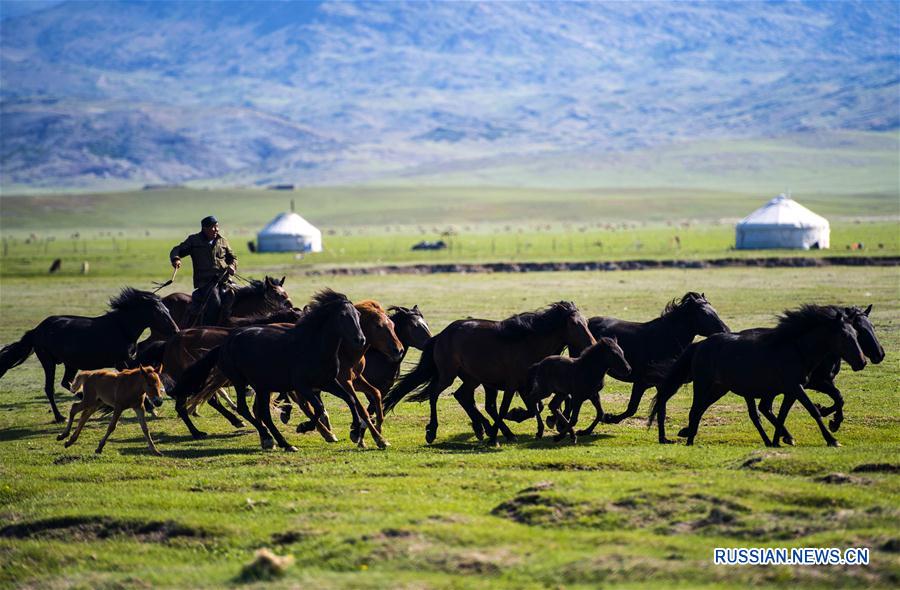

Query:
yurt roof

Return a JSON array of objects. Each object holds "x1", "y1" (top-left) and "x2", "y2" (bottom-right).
[
  {"x1": 258, "y1": 212, "x2": 321, "y2": 236},
  {"x1": 737, "y1": 194, "x2": 829, "y2": 229}
]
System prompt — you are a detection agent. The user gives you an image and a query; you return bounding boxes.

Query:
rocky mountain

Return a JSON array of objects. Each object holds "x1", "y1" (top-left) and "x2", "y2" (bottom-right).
[{"x1": 1, "y1": 0, "x2": 897, "y2": 190}]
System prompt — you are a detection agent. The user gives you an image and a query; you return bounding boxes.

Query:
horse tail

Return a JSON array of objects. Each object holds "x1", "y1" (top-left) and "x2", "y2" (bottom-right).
[
  {"x1": 506, "y1": 364, "x2": 540, "y2": 422},
  {"x1": 0, "y1": 330, "x2": 35, "y2": 379},
  {"x1": 647, "y1": 343, "x2": 698, "y2": 427},
  {"x1": 169, "y1": 347, "x2": 221, "y2": 401},
  {"x1": 384, "y1": 338, "x2": 437, "y2": 410}
]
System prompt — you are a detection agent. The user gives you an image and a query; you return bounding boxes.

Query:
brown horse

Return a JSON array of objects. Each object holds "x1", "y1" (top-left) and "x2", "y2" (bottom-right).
[
  {"x1": 384, "y1": 301, "x2": 596, "y2": 445},
  {"x1": 58, "y1": 366, "x2": 167, "y2": 456},
  {"x1": 134, "y1": 308, "x2": 306, "y2": 439},
  {"x1": 155, "y1": 276, "x2": 293, "y2": 334},
  {"x1": 510, "y1": 336, "x2": 631, "y2": 441}
]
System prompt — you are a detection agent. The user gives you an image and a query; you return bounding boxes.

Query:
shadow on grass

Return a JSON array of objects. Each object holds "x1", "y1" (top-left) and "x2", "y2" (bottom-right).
[
  {"x1": 0, "y1": 425, "x2": 58, "y2": 442},
  {"x1": 118, "y1": 444, "x2": 263, "y2": 459}
]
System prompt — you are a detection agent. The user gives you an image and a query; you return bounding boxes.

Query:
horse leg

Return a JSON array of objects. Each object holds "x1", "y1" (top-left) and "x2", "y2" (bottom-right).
[
  {"x1": 576, "y1": 393, "x2": 604, "y2": 436},
  {"x1": 603, "y1": 381, "x2": 648, "y2": 424},
  {"x1": 174, "y1": 395, "x2": 208, "y2": 440},
  {"x1": 95, "y1": 408, "x2": 123, "y2": 454},
  {"x1": 681, "y1": 382, "x2": 726, "y2": 446},
  {"x1": 276, "y1": 391, "x2": 293, "y2": 424},
  {"x1": 255, "y1": 389, "x2": 296, "y2": 452},
  {"x1": 36, "y1": 350, "x2": 64, "y2": 423},
  {"x1": 451, "y1": 380, "x2": 490, "y2": 440},
  {"x1": 337, "y1": 378, "x2": 387, "y2": 449},
  {"x1": 814, "y1": 382, "x2": 844, "y2": 433},
  {"x1": 758, "y1": 396, "x2": 790, "y2": 447},
  {"x1": 744, "y1": 396, "x2": 774, "y2": 447},
  {"x1": 64, "y1": 405, "x2": 97, "y2": 448},
  {"x1": 354, "y1": 375, "x2": 384, "y2": 432},
  {"x1": 234, "y1": 383, "x2": 272, "y2": 449},
  {"x1": 791, "y1": 385, "x2": 840, "y2": 447},
  {"x1": 57, "y1": 400, "x2": 83, "y2": 441},
  {"x1": 60, "y1": 364, "x2": 77, "y2": 392},
  {"x1": 292, "y1": 392, "x2": 337, "y2": 442},
  {"x1": 134, "y1": 406, "x2": 162, "y2": 456},
  {"x1": 208, "y1": 392, "x2": 245, "y2": 428},
  {"x1": 495, "y1": 390, "x2": 517, "y2": 442},
  {"x1": 655, "y1": 385, "x2": 676, "y2": 444},
  {"x1": 772, "y1": 395, "x2": 797, "y2": 446},
  {"x1": 549, "y1": 394, "x2": 575, "y2": 443}
]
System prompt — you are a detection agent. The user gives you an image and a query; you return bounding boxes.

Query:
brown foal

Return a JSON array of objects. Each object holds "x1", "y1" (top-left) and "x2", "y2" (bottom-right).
[{"x1": 58, "y1": 366, "x2": 167, "y2": 456}]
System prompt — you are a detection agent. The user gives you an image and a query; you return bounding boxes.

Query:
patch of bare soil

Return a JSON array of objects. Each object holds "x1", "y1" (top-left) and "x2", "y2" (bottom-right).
[
  {"x1": 852, "y1": 463, "x2": 900, "y2": 474},
  {"x1": 815, "y1": 472, "x2": 871, "y2": 485},
  {"x1": 0, "y1": 516, "x2": 211, "y2": 543},
  {"x1": 361, "y1": 528, "x2": 517, "y2": 575}
]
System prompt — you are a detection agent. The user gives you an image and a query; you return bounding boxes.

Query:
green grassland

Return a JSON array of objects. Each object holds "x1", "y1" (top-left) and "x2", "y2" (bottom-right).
[{"x1": 1, "y1": 263, "x2": 898, "y2": 589}]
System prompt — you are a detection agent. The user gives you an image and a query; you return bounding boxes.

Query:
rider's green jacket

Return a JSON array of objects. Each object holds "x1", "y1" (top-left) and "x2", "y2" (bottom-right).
[{"x1": 169, "y1": 233, "x2": 237, "y2": 289}]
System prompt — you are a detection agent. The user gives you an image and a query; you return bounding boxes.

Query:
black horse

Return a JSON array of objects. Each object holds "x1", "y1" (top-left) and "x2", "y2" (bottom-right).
[
  {"x1": 649, "y1": 305, "x2": 867, "y2": 447},
  {"x1": 758, "y1": 304, "x2": 883, "y2": 445},
  {"x1": 289, "y1": 304, "x2": 434, "y2": 433},
  {"x1": 0, "y1": 288, "x2": 178, "y2": 422},
  {"x1": 169, "y1": 290, "x2": 366, "y2": 451},
  {"x1": 574, "y1": 292, "x2": 729, "y2": 435}
]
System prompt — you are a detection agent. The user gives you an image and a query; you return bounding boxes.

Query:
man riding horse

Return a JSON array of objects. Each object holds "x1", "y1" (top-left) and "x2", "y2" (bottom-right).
[{"x1": 169, "y1": 216, "x2": 238, "y2": 326}]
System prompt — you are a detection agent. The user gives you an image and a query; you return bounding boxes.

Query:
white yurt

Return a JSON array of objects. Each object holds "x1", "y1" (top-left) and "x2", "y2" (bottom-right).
[
  {"x1": 735, "y1": 194, "x2": 830, "y2": 250},
  {"x1": 257, "y1": 212, "x2": 322, "y2": 253}
]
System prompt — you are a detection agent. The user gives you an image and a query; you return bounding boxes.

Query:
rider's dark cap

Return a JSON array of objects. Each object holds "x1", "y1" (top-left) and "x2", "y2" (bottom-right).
[{"x1": 201, "y1": 216, "x2": 218, "y2": 228}]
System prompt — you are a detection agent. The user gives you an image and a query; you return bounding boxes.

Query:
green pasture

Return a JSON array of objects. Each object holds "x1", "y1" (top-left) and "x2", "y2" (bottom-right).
[
  {"x1": 1, "y1": 221, "x2": 897, "y2": 280},
  {"x1": 1, "y1": 263, "x2": 898, "y2": 589}
]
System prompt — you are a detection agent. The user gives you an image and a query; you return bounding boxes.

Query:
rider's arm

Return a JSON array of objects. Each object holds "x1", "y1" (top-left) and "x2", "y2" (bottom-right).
[
  {"x1": 223, "y1": 240, "x2": 238, "y2": 270},
  {"x1": 169, "y1": 236, "x2": 192, "y2": 267}
]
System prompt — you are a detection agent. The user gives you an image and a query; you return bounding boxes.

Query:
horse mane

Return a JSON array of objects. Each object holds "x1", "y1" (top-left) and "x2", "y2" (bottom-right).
[
  {"x1": 356, "y1": 299, "x2": 386, "y2": 318},
  {"x1": 233, "y1": 279, "x2": 266, "y2": 302},
  {"x1": 109, "y1": 287, "x2": 161, "y2": 311},
  {"x1": 766, "y1": 304, "x2": 844, "y2": 343},
  {"x1": 288, "y1": 289, "x2": 352, "y2": 335},
  {"x1": 226, "y1": 307, "x2": 304, "y2": 327},
  {"x1": 497, "y1": 301, "x2": 580, "y2": 340},
  {"x1": 388, "y1": 306, "x2": 422, "y2": 319},
  {"x1": 661, "y1": 292, "x2": 704, "y2": 317}
]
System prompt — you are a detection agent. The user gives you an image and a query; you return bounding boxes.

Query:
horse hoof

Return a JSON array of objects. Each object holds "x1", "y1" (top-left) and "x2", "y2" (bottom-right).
[
  {"x1": 193, "y1": 431, "x2": 209, "y2": 440},
  {"x1": 279, "y1": 409, "x2": 292, "y2": 425},
  {"x1": 828, "y1": 419, "x2": 841, "y2": 433},
  {"x1": 63, "y1": 440, "x2": 73, "y2": 448},
  {"x1": 53, "y1": 416, "x2": 64, "y2": 424},
  {"x1": 659, "y1": 438, "x2": 676, "y2": 445},
  {"x1": 357, "y1": 440, "x2": 367, "y2": 449},
  {"x1": 503, "y1": 433, "x2": 517, "y2": 443},
  {"x1": 376, "y1": 439, "x2": 389, "y2": 450},
  {"x1": 94, "y1": 448, "x2": 103, "y2": 454},
  {"x1": 783, "y1": 436, "x2": 795, "y2": 446},
  {"x1": 545, "y1": 416, "x2": 556, "y2": 429},
  {"x1": 283, "y1": 445, "x2": 298, "y2": 453},
  {"x1": 231, "y1": 420, "x2": 246, "y2": 429},
  {"x1": 56, "y1": 433, "x2": 67, "y2": 441},
  {"x1": 576, "y1": 429, "x2": 592, "y2": 437},
  {"x1": 261, "y1": 438, "x2": 275, "y2": 450},
  {"x1": 472, "y1": 422, "x2": 485, "y2": 440},
  {"x1": 602, "y1": 414, "x2": 621, "y2": 425},
  {"x1": 425, "y1": 430, "x2": 437, "y2": 444},
  {"x1": 828, "y1": 440, "x2": 841, "y2": 448},
  {"x1": 677, "y1": 427, "x2": 691, "y2": 438},
  {"x1": 296, "y1": 421, "x2": 315, "y2": 434}
]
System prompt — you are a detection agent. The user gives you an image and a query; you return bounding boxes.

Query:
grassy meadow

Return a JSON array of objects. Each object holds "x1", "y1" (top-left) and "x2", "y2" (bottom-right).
[
  {"x1": 1, "y1": 260, "x2": 899, "y2": 588},
  {"x1": 1, "y1": 181, "x2": 899, "y2": 588}
]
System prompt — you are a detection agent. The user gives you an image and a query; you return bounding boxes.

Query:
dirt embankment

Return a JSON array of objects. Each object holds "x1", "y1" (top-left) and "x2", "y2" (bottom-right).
[{"x1": 307, "y1": 256, "x2": 900, "y2": 276}]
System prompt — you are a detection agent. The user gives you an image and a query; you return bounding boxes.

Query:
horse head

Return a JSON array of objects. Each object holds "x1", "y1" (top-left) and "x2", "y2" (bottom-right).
[
  {"x1": 358, "y1": 301, "x2": 404, "y2": 362},
  {"x1": 139, "y1": 365, "x2": 166, "y2": 408},
  {"x1": 389, "y1": 304, "x2": 432, "y2": 350},
  {"x1": 833, "y1": 312, "x2": 867, "y2": 372},
  {"x1": 847, "y1": 305, "x2": 884, "y2": 364},
  {"x1": 560, "y1": 302, "x2": 595, "y2": 357},
  {"x1": 685, "y1": 292, "x2": 730, "y2": 336},
  {"x1": 264, "y1": 276, "x2": 293, "y2": 309}
]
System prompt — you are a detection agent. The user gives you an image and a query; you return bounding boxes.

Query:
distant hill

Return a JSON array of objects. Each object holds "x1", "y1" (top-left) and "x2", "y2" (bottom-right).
[{"x1": 1, "y1": 0, "x2": 898, "y2": 190}]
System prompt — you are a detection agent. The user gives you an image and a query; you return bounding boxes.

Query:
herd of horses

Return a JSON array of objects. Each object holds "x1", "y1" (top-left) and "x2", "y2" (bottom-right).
[{"x1": 0, "y1": 275, "x2": 885, "y2": 455}]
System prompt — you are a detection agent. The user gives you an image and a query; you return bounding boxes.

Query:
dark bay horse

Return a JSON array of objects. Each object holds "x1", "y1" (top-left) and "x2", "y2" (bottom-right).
[
  {"x1": 0, "y1": 288, "x2": 178, "y2": 422},
  {"x1": 133, "y1": 308, "x2": 305, "y2": 433},
  {"x1": 576, "y1": 292, "x2": 729, "y2": 435},
  {"x1": 510, "y1": 337, "x2": 631, "y2": 442},
  {"x1": 649, "y1": 305, "x2": 866, "y2": 447},
  {"x1": 170, "y1": 290, "x2": 366, "y2": 451},
  {"x1": 289, "y1": 304, "x2": 432, "y2": 435},
  {"x1": 384, "y1": 301, "x2": 596, "y2": 445}
]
